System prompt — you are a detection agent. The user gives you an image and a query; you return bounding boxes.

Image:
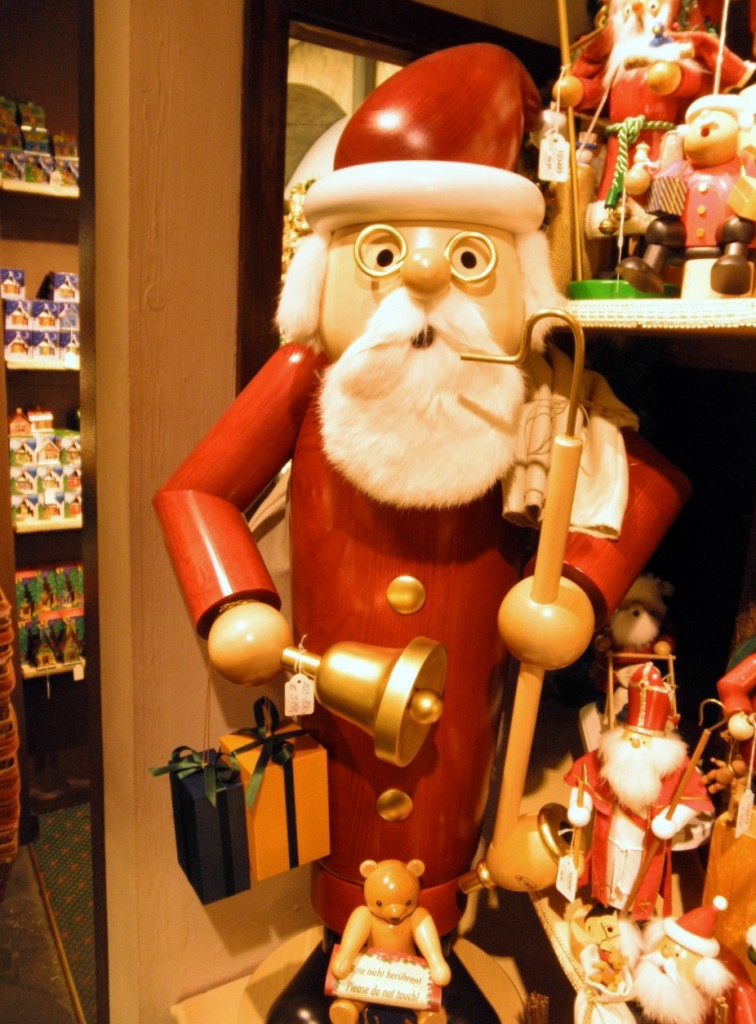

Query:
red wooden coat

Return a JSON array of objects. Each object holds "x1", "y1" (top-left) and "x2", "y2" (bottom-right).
[{"x1": 154, "y1": 343, "x2": 690, "y2": 934}]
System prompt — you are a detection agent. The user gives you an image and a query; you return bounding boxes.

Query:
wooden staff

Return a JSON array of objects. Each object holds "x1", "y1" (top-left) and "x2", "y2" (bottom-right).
[
  {"x1": 460, "y1": 309, "x2": 595, "y2": 892},
  {"x1": 556, "y1": 0, "x2": 584, "y2": 282}
]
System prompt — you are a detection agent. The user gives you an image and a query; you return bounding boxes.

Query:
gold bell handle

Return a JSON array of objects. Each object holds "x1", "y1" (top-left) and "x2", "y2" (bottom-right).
[{"x1": 280, "y1": 636, "x2": 446, "y2": 768}]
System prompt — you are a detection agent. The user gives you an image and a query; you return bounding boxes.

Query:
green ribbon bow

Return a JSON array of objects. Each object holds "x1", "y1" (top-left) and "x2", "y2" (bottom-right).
[
  {"x1": 227, "y1": 698, "x2": 303, "y2": 809},
  {"x1": 149, "y1": 746, "x2": 237, "y2": 807},
  {"x1": 228, "y1": 698, "x2": 304, "y2": 869}
]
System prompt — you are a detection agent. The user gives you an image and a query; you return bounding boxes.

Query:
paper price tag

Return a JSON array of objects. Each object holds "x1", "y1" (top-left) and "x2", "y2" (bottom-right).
[
  {"x1": 557, "y1": 853, "x2": 578, "y2": 902},
  {"x1": 539, "y1": 133, "x2": 570, "y2": 182},
  {"x1": 736, "y1": 789, "x2": 753, "y2": 839},
  {"x1": 285, "y1": 673, "x2": 315, "y2": 717}
]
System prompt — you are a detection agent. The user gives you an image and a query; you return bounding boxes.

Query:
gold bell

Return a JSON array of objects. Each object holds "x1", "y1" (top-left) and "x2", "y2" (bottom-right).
[{"x1": 281, "y1": 637, "x2": 446, "y2": 767}]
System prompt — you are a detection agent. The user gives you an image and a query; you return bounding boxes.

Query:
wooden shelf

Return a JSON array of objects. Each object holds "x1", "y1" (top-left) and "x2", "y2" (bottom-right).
[
  {"x1": 0, "y1": 178, "x2": 79, "y2": 199},
  {"x1": 5, "y1": 357, "x2": 80, "y2": 371},
  {"x1": 22, "y1": 657, "x2": 85, "y2": 681},
  {"x1": 13, "y1": 516, "x2": 82, "y2": 533},
  {"x1": 567, "y1": 298, "x2": 756, "y2": 373}
]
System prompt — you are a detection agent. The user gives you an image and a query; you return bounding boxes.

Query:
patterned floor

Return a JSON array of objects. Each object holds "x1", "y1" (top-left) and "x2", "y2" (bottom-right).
[
  {"x1": 33, "y1": 803, "x2": 96, "y2": 1024},
  {"x1": 0, "y1": 847, "x2": 78, "y2": 1023}
]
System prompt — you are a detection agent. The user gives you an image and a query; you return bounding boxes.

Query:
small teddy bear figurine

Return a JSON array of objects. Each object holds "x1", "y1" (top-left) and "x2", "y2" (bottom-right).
[
  {"x1": 328, "y1": 858, "x2": 451, "y2": 1024},
  {"x1": 590, "y1": 573, "x2": 675, "y2": 716}
]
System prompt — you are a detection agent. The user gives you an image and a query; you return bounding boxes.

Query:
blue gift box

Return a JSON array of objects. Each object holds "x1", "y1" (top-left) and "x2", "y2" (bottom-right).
[{"x1": 166, "y1": 748, "x2": 250, "y2": 905}]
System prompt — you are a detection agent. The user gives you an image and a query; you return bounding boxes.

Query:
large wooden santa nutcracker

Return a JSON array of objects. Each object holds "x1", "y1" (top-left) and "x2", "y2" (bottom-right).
[{"x1": 154, "y1": 43, "x2": 690, "y2": 1022}]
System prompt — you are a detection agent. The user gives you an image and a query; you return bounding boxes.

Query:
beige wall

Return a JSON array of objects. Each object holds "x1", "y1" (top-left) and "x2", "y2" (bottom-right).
[
  {"x1": 94, "y1": 2, "x2": 587, "y2": 1020},
  {"x1": 95, "y1": 3, "x2": 317, "y2": 1021}
]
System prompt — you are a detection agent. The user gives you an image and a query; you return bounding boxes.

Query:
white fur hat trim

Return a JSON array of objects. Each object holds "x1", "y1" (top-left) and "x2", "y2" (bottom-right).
[
  {"x1": 304, "y1": 160, "x2": 545, "y2": 235},
  {"x1": 686, "y1": 93, "x2": 755, "y2": 130}
]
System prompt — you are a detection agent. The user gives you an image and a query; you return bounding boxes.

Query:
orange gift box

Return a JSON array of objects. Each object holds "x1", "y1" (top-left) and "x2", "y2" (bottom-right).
[{"x1": 219, "y1": 711, "x2": 329, "y2": 881}]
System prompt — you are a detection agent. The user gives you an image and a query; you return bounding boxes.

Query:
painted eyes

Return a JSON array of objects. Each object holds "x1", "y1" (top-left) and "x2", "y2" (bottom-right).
[
  {"x1": 354, "y1": 225, "x2": 407, "y2": 278},
  {"x1": 353, "y1": 225, "x2": 497, "y2": 283},
  {"x1": 444, "y1": 231, "x2": 498, "y2": 282}
]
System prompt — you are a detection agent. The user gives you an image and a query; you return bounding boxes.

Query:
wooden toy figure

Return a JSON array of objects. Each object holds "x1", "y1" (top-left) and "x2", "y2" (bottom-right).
[
  {"x1": 633, "y1": 898, "x2": 736, "y2": 1024},
  {"x1": 552, "y1": 0, "x2": 754, "y2": 237},
  {"x1": 565, "y1": 662, "x2": 713, "y2": 920},
  {"x1": 154, "y1": 43, "x2": 691, "y2": 1023},
  {"x1": 617, "y1": 93, "x2": 756, "y2": 294},
  {"x1": 328, "y1": 859, "x2": 450, "y2": 1024}
]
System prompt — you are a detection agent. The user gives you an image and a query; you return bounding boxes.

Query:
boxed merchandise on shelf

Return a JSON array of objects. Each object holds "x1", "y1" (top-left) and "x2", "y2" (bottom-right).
[
  {"x1": 43, "y1": 272, "x2": 79, "y2": 303},
  {"x1": 14, "y1": 561, "x2": 84, "y2": 675},
  {"x1": 0, "y1": 270, "x2": 24, "y2": 299},
  {"x1": 7, "y1": 407, "x2": 82, "y2": 529}
]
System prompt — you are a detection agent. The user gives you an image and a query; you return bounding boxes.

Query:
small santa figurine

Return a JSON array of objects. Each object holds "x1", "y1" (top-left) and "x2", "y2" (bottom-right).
[
  {"x1": 565, "y1": 662, "x2": 713, "y2": 919},
  {"x1": 554, "y1": 0, "x2": 754, "y2": 236},
  {"x1": 633, "y1": 897, "x2": 735, "y2": 1024}
]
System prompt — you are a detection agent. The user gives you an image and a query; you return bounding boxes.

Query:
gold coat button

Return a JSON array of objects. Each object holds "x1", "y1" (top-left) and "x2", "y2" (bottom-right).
[
  {"x1": 696, "y1": 227, "x2": 705, "y2": 238},
  {"x1": 377, "y1": 789, "x2": 413, "y2": 821},
  {"x1": 697, "y1": 182, "x2": 708, "y2": 193},
  {"x1": 386, "y1": 575, "x2": 426, "y2": 614},
  {"x1": 696, "y1": 204, "x2": 706, "y2": 216}
]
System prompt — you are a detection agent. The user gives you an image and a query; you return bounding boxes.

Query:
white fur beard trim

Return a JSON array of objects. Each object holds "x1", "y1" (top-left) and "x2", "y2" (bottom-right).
[
  {"x1": 516, "y1": 230, "x2": 564, "y2": 351},
  {"x1": 610, "y1": 608, "x2": 661, "y2": 648},
  {"x1": 318, "y1": 286, "x2": 525, "y2": 509},
  {"x1": 598, "y1": 728, "x2": 686, "y2": 815},
  {"x1": 276, "y1": 231, "x2": 329, "y2": 349},
  {"x1": 633, "y1": 955, "x2": 709, "y2": 1024}
]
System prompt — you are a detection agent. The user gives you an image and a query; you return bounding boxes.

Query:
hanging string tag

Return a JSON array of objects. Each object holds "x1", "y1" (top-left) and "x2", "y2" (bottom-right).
[
  {"x1": 285, "y1": 637, "x2": 315, "y2": 717},
  {"x1": 557, "y1": 765, "x2": 585, "y2": 901},
  {"x1": 539, "y1": 133, "x2": 570, "y2": 183},
  {"x1": 735, "y1": 714, "x2": 756, "y2": 838},
  {"x1": 539, "y1": 69, "x2": 570, "y2": 183}
]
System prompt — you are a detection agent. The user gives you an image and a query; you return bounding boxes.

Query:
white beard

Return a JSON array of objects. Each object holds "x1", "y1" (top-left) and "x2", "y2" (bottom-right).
[
  {"x1": 633, "y1": 951, "x2": 710, "y2": 1024},
  {"x1": 609, "y1": 605, "x2": 662, "y2": 648},
  {"x1": 598, "y1": 728, "x2": 686, "y2": 815},
  {"x1": 605, "y1": 2, "x2": 673, "y2": 88},
  {"x1": 318, "y1": 286, "x2": 525, "y2": 509}
]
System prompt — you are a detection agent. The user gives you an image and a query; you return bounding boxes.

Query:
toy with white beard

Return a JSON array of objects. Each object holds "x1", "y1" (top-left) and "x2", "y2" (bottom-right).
[
  {"x1": 318, "y1": 285, "x2": 526, "y2": 510},
  {"x1": 633, "y1": 899, "x2": 735, "y2": 1024},
  {"x1": 565, "y1": 662, "x2": 713, "y2": 919}
]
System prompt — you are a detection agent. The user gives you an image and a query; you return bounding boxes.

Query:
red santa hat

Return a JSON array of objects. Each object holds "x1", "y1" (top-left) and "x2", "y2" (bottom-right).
[
  {"x1": 278, "y1": 45, "x2": 564, "y2": 351},
  {"x1": 303, "y1": 43, "x2": 546, "y2": 236},
  {"x1": 663, "y1": 896, "x2": 727, "y2": 958},
  {"x1": 625, "y1": 662, "x2": 674, "y2": 735}
]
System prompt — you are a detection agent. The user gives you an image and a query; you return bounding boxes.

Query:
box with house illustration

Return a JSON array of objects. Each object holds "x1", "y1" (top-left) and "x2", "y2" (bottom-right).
[
  {"x1": 8, "y1": 435, "x2": 36, "y2": 468},
  {"x1": 10, "y1": 494, "x2": 37, "y2": 527},
  {"x1": 4, "y1": 299, "x2": 31, "y2": 329},
  {"x1": 37, "y1": 465, "x2": 64, "y2": 495},
  {"x1": 0, "y1": 270, "x2": 24, "y2": 300},
  {"x1": 0, "y1": 148, "x2": 24, "y2": 181},
  {"x1": 43, "y1": 273, "x2": 79, "y2": 303},
  {"x1": 63, "y1": 491, "x2": 83, "y2": 521},
  {"x1": 4, "y1": 330, "x2": 32, "y2": 361},
  {"x1": 62, "y1": 464, "x2": 82, "y2": 492},
  {"x1": 58, "y1": 330, "x2": 80, "y2": 367},
  {"x1": 9, "y1": 465, "x2": 36, "y2": 497},
  {"x1": 57, "y1": 430, "x2": 81, "y2": 466},
  {"x1": 167, "y1": 749, "x2": 250, "y2": 905},
  {"x1": 219, "y1": 712, "x2": 329, "y2": 881}
]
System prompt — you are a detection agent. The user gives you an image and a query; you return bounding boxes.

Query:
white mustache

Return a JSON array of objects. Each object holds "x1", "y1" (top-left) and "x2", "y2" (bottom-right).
[
  {"x1": 641, "y1": 950, "x2": 678, "y2": 980},
  {"x1": 328, "y1": 285, "x2": 506, "y2": 402},
  {"x1": 344, "y1": 285, "x2": 499, "y2": 360}
]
